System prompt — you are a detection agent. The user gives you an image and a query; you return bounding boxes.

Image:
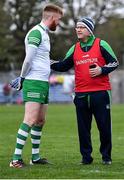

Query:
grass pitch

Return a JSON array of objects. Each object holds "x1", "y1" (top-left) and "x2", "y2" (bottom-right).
[{"x1": 0, "y1": 104, "x2": 124, "y2": 179}]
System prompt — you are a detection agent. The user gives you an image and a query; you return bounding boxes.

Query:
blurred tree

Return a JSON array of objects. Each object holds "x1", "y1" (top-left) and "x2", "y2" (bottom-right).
[
  {"x1": 0, "y1": 0, "x2": 124, "y2": 71},
  {"x1": 96, "y1": 17, "x2": 124, "y2": 67},
  {"x1": 4, "y1": 0, "x2": 44, "y2": 70},
  {"x1": 50, "y1": 0, "x2": 124, "y2": 61},
  {"x1": 0, "y1": 0, "x2": 12, "y2": 71}
]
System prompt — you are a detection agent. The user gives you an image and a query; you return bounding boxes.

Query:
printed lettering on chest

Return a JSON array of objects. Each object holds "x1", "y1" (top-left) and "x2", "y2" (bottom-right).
[{"x1": 76, "y1": 56, "x2": 98, "y2": 65}]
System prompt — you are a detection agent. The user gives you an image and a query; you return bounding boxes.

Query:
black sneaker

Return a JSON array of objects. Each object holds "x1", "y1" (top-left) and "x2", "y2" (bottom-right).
[
  {"x1": 30, "y1": 158, "x2": 52, "y2": 165},
  {"x1": 102, "y1": 160, "x2": 112, "y2": 165},
  {"x1": 10, "y1": 159, "x2": 25, "y2": 168},
  {"x1": 80, "y1": 158, "x2": 93, "y2": 165}
]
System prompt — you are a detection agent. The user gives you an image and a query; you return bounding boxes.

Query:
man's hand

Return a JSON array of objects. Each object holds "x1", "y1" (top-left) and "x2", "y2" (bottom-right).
[
  {"x1": 89, "y1": 63, "x2": 102, "y2": 77},
  {"x1": 10, "y1": 77, "x2": 25, "y2": 91}
]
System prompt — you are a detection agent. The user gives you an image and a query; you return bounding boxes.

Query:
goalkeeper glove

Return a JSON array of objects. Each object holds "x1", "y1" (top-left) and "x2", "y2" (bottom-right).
[{"x1": 10, "y1": 77, "x2": 25, "y2": 91}]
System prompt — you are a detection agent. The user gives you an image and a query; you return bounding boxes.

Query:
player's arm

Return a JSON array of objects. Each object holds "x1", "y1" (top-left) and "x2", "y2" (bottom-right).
[
  {"x1": 51, "y1": 45, "x2": 75, "y2": 72},
  {"x1": 10, "y1": 30, "x2": 41, "y2": 90},
  {"x1": 20, "y1": 29, "x2": 41, "y2": 77},
  {"x1": 20, "y1": 46, "x2": 37, "y2": 78},
  {"x1": 100, "y1": 40, "x2": 119, "y2": 75}
]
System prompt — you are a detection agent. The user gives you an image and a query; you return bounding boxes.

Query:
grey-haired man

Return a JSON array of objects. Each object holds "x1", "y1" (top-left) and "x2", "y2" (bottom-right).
[{"x1": 51, "y1": 17, "x2": 118, "y2": 165}]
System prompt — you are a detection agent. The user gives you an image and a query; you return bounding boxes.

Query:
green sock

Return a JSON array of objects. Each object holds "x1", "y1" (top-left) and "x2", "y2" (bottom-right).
[
  {"x1": 13, "y1": 123, "x2": 31, "y2": 160},
  {"x1": 31, "y1": 125, "x2": 43, "y2": 161}
]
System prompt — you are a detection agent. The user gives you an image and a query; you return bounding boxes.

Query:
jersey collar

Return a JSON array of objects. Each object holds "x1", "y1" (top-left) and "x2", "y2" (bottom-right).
[
  {"x1": 39, "y1": 22, "x2": 49, "y2": 33},
  {"x1": 80, "y1": 35, "x2": 95, "y2": 46}
]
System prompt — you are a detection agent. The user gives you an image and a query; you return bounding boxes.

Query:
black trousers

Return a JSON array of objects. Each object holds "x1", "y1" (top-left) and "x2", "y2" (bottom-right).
[{"x1": 74, "y1": 90, "x2": 112, "y2": 162}]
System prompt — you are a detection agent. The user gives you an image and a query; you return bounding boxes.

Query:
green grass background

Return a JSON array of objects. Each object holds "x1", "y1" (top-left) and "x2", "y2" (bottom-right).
[{"x1": 0, "y1": 104, "x2": 124, "y2": 179}]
